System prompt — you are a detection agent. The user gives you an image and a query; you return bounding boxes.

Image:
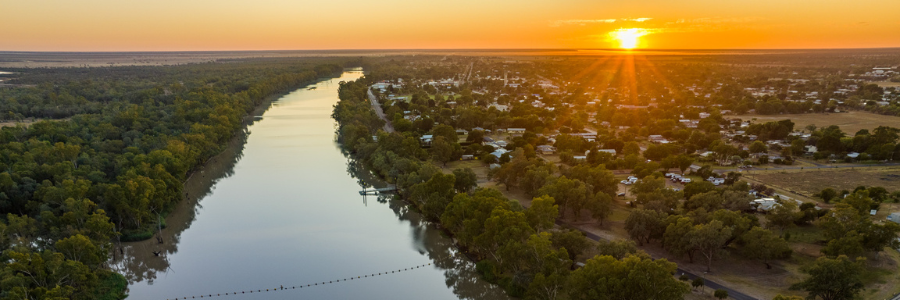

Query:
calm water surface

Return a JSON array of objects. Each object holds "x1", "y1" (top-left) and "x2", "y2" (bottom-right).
[{"x1": 113, "y1": 69, "x2": 509, "y2": 300}]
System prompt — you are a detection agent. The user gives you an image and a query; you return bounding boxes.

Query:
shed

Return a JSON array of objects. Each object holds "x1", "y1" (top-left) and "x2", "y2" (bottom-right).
[{"x1": 888, "y1": 212, "x2": 900, "y2": 224}]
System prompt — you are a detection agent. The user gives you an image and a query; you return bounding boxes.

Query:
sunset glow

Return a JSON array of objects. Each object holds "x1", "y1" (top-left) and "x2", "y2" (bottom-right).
[
  {"x1": 609, "y1": 28, "x2": 649, "y2": 49},
  {"x1": 0, "y1": 0, "x2": 899, "y2": 51}
]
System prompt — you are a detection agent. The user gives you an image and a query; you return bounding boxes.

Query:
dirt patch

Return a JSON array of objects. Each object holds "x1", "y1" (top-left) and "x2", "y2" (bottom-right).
[
  {"x1": 741, "y1": 111, "x2": 900, "y2": 135},
  {"x1": 0, "y1": 118, "x2": 62, "y2": 128}
]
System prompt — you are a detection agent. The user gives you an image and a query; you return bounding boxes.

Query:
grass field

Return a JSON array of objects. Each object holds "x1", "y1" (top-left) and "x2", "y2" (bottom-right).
[
  {"x1": 745, "y1": 167, "x2": 900, "y2": 196},
  {"x1": 870, "y1": 81, "x2": 900, "y2": 88},
  {"x1": 741, "y1": 111, "x2": 900, "y2": 135}
]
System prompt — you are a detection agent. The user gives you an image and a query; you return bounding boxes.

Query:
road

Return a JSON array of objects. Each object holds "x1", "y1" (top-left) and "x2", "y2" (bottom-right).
[
  {"x1": 563, "y1": 222, "x2": 759, "y2": 300},
  {"x1": 367, "y1": 88, "x2": 394, "y2": 133}
]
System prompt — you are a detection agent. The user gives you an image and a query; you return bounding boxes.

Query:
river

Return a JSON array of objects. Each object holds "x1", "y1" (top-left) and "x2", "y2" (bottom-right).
[{"x1": 111, "y1": 69, "x2": 509, "y2": 300}]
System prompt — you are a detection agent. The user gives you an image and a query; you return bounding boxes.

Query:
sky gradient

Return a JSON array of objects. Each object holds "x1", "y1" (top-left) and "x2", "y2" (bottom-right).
[{"x1": 2, "y1": 0, "x2": 899, "y2": 51}]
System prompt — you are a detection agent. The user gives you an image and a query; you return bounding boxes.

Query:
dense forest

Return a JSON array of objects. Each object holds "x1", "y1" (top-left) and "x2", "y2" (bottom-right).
[{"x1": 0, "y1": 59, "x2": 346, "y2": 299}]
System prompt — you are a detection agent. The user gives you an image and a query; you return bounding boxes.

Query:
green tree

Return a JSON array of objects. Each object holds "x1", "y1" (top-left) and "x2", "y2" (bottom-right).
[
  {"x1": 537, "y1": 176, "x2": 592, "y2": 220},
  {"x1": 685, "y1": 191, "x2": 724, "y2": 211},
  {"x1": 714, "y1": 289, "x2": 728, "y2": 299},
  {"x1": 526, "y1": 195, "x2": 559, "y2": 232},
  {"x1": 818, "y1": 187, "x2": 838, "y2": 203},
  {"x1": 691, "y1": 277, "x2": 705, "y2": 291},
  {"x1": 750, "y1": 140, "x2": 768, "y2": 153},
  {"x1": 549, "y1": 229, "x2": 591, "y2": 264},
  {"x1": 566, "y1": 255, "x2": 689, "y2": 300},
  {"x1": 475, "y1": 209, "x2": 534, "y2": 264},
  {"x1": 690, "y1": 220, "x2": 732, "y2": 272},
  {"x1": 683, "y1": 181, "x2": 717, "y2": 200},
  {"x1": 452, "y1": 168, "x2": 478, "y2": 193},
  {"x1": 740, "y1": 227, "x2": 792, "y2": 269},
  {"x1": 625, "y1": 209, "x2": 667, "y2": 245},
  {"x1": 432, "y1": 124, "x2": 458, "y2": 142},
  {"x1": 821, "y1": 231, "x2": 865, "y2": 258},
  {"x1": 596, "y1": 239, "x2": 642, "y2": 260},
  {"x1": 588, "y1": 192, "x2": 613, "y2": 225},
  {"x1": 622, "y1": 141, "x2": 641, "y2": 156},
  {"x1": 441, "y1": 189, "x2": 511, "y2": 247},
  {"x1": 767, "y1": 199, "x2": 799, "y2": 235},
  {"x1": 54, "y1": 234, "x2": 104, "y2": 270},
  {"x1": 791, "y1": 255, "x2": 865, "y2": 300},
  {"x1": 432, "y1": 136, "x2": 457, "y2": 166},
  {"x1": 411, "y1": 172, "x2": 456, "y2": 220}
]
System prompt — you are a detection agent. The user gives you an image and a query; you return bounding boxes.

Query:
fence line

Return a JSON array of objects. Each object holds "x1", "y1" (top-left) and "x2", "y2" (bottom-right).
[{"x1": 165, "y1": 260, "x2": 440, "y2": 299}]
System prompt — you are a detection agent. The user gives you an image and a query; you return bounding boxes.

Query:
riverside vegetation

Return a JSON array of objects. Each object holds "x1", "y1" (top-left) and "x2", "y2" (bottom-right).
[
  {"x1": 0, "y1": 59, "x2": 345, "y2": 299},
  {"x1": 334, "y1": 74, "x2": 691, "y2": 299}
]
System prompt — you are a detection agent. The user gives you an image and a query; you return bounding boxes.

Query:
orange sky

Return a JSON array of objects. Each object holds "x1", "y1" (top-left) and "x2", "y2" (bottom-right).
[{"x1": 2, "y1": 0, "x2": 899, "y2": 51}]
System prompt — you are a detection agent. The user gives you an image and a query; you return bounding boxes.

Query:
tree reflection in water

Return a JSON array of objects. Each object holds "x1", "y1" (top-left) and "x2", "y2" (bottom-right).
[
  {"x1": 345, "y1": 152, "x2": 510, "y2": 300},
  {"x1": 110, "y1": 123, "x2": 251, "y2": 284}
]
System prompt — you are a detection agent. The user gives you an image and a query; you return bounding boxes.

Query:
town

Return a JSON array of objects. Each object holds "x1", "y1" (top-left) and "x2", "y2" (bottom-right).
[{"x1": 337, "y1": 51, "x2": 900, "y2": 300}]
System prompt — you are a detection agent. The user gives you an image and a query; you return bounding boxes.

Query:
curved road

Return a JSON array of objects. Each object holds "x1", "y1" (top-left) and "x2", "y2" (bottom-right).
[{"x1": 367, "y1": 88, "x2": 394, "y2": 133}]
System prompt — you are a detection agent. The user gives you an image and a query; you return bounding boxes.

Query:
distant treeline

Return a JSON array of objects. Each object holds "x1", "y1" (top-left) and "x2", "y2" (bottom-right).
[{"x1": 0, "y1": 59, "x2": 345, "y2": 299}]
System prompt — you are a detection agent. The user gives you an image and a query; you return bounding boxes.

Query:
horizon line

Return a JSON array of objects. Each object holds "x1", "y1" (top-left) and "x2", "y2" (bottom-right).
[{"x1": 2, "y1": 46, "x2": 900, "y2": 54}]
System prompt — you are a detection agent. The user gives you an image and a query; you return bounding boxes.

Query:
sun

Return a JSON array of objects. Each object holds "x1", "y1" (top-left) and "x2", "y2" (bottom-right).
[{"x1": 609, "y1": 28, "x2": 649, "y2": 49}]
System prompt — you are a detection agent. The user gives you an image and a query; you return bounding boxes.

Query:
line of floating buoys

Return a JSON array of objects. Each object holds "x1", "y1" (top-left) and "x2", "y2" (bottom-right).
[{"x1": 166, "y1": 259, "x2": 445, "y2": 300}]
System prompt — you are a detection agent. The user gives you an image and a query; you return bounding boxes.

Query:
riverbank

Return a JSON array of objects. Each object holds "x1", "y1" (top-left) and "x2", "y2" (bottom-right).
[{"x1": 118, "y1": 72, "x2": 345, "y2": 242}]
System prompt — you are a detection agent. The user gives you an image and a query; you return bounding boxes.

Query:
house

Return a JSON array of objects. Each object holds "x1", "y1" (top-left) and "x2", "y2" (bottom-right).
[
  {"x1": 598, "y1": 149, "x2": 617, "y2": 156},
  {"x1": 888, "y1": 212, "x2": 900, "y2": 224},
  {"x1": 508, "y1": 128, "x2": 526, "y2": 136},
  {"x1": 491, "y1": 149, "x2": 510, "y2": 158},
  {"x1": 847, "y1": 152, "x2": 860, "y2": 159},
  {"x1": 572, "y1": 155, "x2": 587, "y2": 161},
  {"x1": 648, "y1": 135, "x2": 669, "y2": 144},
  {"x1": 689, "y1": 164, "x2": 702, "y2": 173},
  {"x1": 420, "y1": 135, "x2": 433, "y2": 146},
  {"x1": 568, "y1": 133, "x2": 597, "y2": 142},
  {"x1": 752, "y1": 198, "x2": 778, "y2": 212},
  {"x1": 536, "y1": 145, "x2": 556, "y2": 154},
  {"x1": 461, "y1": 154, "x2": 475, "y2": 161},
  {"x1": 455, "y1": 129, "x2": 468, "y2": 136},
  {"x1": 707, "y1": 177, "x2": 725, "y2": 185}
]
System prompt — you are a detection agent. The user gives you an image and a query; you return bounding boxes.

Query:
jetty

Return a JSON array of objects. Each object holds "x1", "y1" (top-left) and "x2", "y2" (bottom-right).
[{"x1": 359, "y1": 185, "x2": 397, "y2": 195}]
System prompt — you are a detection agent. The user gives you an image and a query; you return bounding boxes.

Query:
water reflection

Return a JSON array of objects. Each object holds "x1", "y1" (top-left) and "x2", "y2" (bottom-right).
[
  {"x1": 344, "y1": 161, "x2": 508, "y2": 300},
  {"x1": 113, "y1": 69, "x2": 509, "y2": 300},
  {"x1": 111, "y1": 125, "x2": 252, "y2": 285}
]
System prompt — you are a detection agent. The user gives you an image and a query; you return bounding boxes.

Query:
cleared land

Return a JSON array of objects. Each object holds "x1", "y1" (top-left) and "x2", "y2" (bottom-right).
[
  {"x1": 745, "y1": 167, "x2": 900, "y2": 197},
  {"x1": 870, "y1": 81, "x2": 900, "y2": 88},
  {"x1": 741, "y1": 111, "x2": 900, "y2": 134}
]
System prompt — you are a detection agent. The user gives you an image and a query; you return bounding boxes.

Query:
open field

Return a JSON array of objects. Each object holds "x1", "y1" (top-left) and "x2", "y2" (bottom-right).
[
  {"x1": 740, "y1": 111, "x2": 900, "y2": 135},
  {"x1": 870, "y1": 81, "x2": 900, "y2": 88},
  {"x1": 745, "y1": 167, "x2": 900, "y2": 196}
]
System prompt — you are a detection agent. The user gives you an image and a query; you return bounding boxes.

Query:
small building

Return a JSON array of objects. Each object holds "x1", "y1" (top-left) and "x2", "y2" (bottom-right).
[
  {"x1": 508, "y1": 128, "x2": 526, "y2": 136},
  {"x1": 752, "y1": 198, "x2": 778, "y2": 212},
  {"x1": 420, "y1": 135, "x2": 433, "y2": 146},
  {"x1": 572, "y1": 155, "x2": 587, "y2": 161},
  {"x1": 536, "y1": 145, "x2": 556, "y2": 154},
  {"x1": 598, "y1": 149, "x2": 617, "y2": 156},
  {"x1": 461, "y1": 154, "x2": 475, "y2": 161},
  {"x1": 887, "y1": 212, "x2": 900, "y2": 224}
]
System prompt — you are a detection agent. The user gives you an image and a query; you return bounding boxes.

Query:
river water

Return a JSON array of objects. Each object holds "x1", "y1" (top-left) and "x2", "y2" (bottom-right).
[{"x1": 112, "y1": 69, "x2": 509, "y2": 300}]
